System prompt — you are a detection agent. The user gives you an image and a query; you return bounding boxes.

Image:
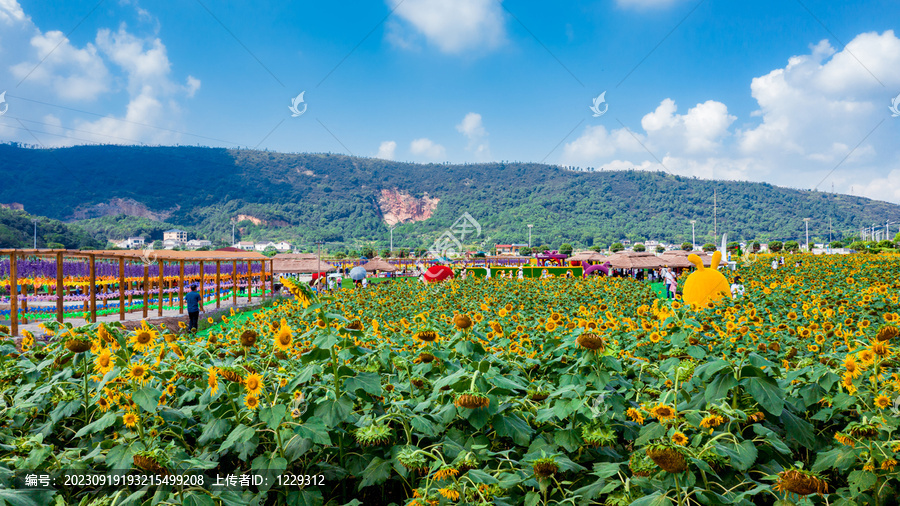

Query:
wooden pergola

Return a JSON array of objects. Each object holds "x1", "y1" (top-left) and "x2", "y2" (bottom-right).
[{"x1": 1, "y1": 249, "x2": 275, "y2": 336}]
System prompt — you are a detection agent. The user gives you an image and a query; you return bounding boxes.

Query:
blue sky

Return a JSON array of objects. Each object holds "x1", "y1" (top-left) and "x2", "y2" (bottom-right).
[{"x1": 1, "y1": 0, "x2": 900, "y2": 201}]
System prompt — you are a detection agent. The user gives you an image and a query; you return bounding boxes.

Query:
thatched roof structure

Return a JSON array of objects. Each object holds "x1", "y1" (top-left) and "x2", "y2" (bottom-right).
[
  {"x1": 568, "y1": 251, "x2": 608, "y2": 262},
  {"x1": 272, "y1": 257, "x2": 336, "y2": 274},
  {"x1": 606, "y1": 251, "x2": 666, "y2": 269},
  {"x1": 362, "y1": 257, "x2": 398, "y2": 272}
]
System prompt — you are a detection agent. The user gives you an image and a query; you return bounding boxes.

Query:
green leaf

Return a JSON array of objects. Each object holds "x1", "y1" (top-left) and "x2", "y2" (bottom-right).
[
  {"x1": 0, "y1": 488, "x2": 56, "y2": 506},
  {"x1": 744, "y1": 374, "x2": 784, "y2": 415},
  {"x1": 105, "y1": 444, "x2": 136, "y2": 470},
  {"x1": 812, "y1": 446, "x2": 860, "y2": 473},
  {"x1": 780, "y1": 409, "x2": 815, "y2": 447},
  {"x1": 494, "y1": 415, "x2": 533, "y2": 446},
  {"x1": 359, "y1": 456, "x2": 392, "y2": 489},
  {"x1": 197, "y1": 418, "x2": 231, "y2": 446},
  {"x1": 74, "y1": 411, "x2": 117, "y2": 438},
  {"x1": 553, "y1": 428, "x2": 581, "y2": 453},
  {"x1": 630, "y1": 492, "x2": 674, "y2": 506},
  {"x1": 715, "y1": 440, "x2": 757, "y2": 471},
  {"x1": 467, "y1": 469, "x2": 499, "y2": 484},
  {"x1": 344, "y1": 372, "x2": 383, "y2": 397},
  {"x1": 182, "y1": 493, "x2": 215, "y2": 506},
  {"x1": 487, "y1": 374, "x2": 525, "y2": 391},
  {"x1": 694, "y1": 359, "x2": 731, "y2": 380},
  {"x1": 260, "y1": 404, "x2": 287, "y2": 431},
  {"x1": 636, "y1": 422, "x2": 666, "y2": 446},
  {"x1": 132, "y1": 386, "x2": 162, "y2": 413},
  {"x1": 220, "y1": 424, "x2": 255, "y2": 454},
  {"x1": 686, "y1": 345, "x2": 707, "y2": 359},
  {"x1": 705, "y1": 373, "x2": 737, "y2": 404},
  {"x1": 314, "y1": 396, "x2": 354, "y2": 428},
  {"x1": 296, "y1": 416, "x2": 332, "y2": 446},
  {"x1": 849, "y1": 470, "x2": 877, "y2": 496}
]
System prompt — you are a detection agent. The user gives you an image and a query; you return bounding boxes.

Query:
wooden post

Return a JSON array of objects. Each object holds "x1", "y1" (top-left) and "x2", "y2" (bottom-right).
[
  {"x1": 88, "y1": 254, "x2": 97, "y2": 323},
  {"x1": 216, "y1": 261, "x2": 221, "y2": 309},
  {"x1": 269, "y1": 260, "x2": 274, "y2": 297},
  {"x1": 142, "y1": 265, "x2": 149, "y2": 319},
  {"x1": 9, "y1": 253, "x2": 17, "y2": 337},
  {"x1": 232, "y1": 260, "x2": 237, "y2": 306},
  {"x1": 178, "y1": 261, "x2": 185, "y2": 314},
  {"x1": 118, "y1": 257, "x2": 125, "y2": 321},
  {"x1": 247, "y1": 260, "x2": 253, "y2": 303},
  {"x1": 57, "y1": 252, "x2": 64, "y2": 323},
  {"x1": 157, "y1": 260, "x2": 164, "y2": 317},
  {"x1": 199, "y1": 261, "x2": 205, "y2": 303}
]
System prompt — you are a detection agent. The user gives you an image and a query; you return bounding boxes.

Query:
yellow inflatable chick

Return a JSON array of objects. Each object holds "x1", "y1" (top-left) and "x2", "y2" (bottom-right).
[{"x1": 683, "y1": 251, "x2": 731, "y2": 307}]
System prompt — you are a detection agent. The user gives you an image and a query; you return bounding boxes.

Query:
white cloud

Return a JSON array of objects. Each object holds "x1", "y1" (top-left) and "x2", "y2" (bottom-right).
[
  {"x1": 0, "y1": 0, "x2": 26, "y2": 25},
  {"x1": 561, "y1": 31, "x2": 900, "y2": 203},
  {"x1": 10, "y1": 30, "x2": 111, "y2": 101},
  {"x1": 386, "y1": 0, "x2": 506, "y2": 54},
  {"x1": 456, "y1": 112, "x2": 490, "y2": 160},
  {"x1": 2, "y1": 2, "x2": 199, "y2": 146},
  {"x1": 410, "y1": 138, "x2": 446, "y2": 159},
  {"x1": 376, "y1": 140, "x2": 397, "y2": 160}
]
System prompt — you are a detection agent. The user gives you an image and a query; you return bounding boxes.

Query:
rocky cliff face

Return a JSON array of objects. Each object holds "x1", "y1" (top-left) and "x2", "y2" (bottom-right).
[
  {"x1": 377, "y1": 189, "x2": 439, "y2": 226},
  {"x1": 70, "y1": 198, "x2": 178, "y2": 221}
]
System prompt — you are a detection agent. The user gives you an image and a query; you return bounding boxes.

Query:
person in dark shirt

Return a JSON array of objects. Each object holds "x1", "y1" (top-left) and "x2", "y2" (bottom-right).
[{"x1": 185, "y1": 283, "x2": 204, "y2": 332}]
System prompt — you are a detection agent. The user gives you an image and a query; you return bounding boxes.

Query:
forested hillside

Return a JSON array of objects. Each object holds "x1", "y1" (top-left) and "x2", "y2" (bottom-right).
[{"x1": 1, "y1": 143, "x2": 896, "y2": 250}]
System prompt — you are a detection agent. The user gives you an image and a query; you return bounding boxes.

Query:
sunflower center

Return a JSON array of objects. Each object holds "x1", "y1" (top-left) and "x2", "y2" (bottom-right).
[{"x1": 137, "y1": 332, "x2": 152, "y2": 344}]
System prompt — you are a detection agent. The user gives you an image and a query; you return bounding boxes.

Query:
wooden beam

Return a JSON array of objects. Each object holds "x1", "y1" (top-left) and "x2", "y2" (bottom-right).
[
  {"x1": 247, "y1": 260, "x2": 252, "y2": 303},
  {"x1": 9, "y1": 253, "x2": 17, "y2": 337},
  {"x1": 142, "y1": 264, "x2": 149, "y2": 319},
  {"x1": 157, "y1": 260, "x2": 164, "y2": 317},
  {"x1": 232, "y1": 260, "x2": 237, "y2": 306},
  {"x1": 178, "y1": 260, "x2": 185, "y2": 315},
  {"x1": 269, "y1": 260, "x2": 274, "y2": 297},
  {"x1": 215, "y1": 261, "x2": 221, "y2": 309},
  {"x1": 118, "y1": 257, "x2": 125, "y2": 321},
  {"x1": 199, "y1": 261, "x2": 205, "y2": 303},
  {"x1": 88, "y1": 254, "x2": 97, "y2": 323},
  {"x1": 56, "y1": 252, "x2": 64, "y2": 323}
]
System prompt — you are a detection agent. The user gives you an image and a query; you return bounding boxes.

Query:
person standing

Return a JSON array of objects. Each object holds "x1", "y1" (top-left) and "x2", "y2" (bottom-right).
[
  {"x1": 663, "y1": 267, "x2": 677, "y2": 299},
  {"x1": 185, "y1": 283, "x2": 204, "y2": 333},
  {"x1": 771, "y1": 259, "x2": 778, "y2": 270}
]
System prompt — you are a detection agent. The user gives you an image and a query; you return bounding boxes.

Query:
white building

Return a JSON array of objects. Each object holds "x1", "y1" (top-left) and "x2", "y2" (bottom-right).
[
  {"x1": 234, "y1": 241, "x2": 255, "y2": 251},
  {"x1": 116, "y1": 237, "x2": 145, "y2": 249},
  {"x1": 254, "y1": 241, "x2": 276, "y2": 252},
  {"x1": 162, "y1": 239, "x2": 179, "y2": 249},
  {"x1": 186, "y1": 239, "x2": 213, "y2": 249},
  {"x1": 273, "y1": 241, "x2": 292, "y2": 252}
]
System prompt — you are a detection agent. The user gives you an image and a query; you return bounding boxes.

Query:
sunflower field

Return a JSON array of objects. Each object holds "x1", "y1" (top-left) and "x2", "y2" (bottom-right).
[{"x1": 2, "y1": 254, "x2": 900, "y2": 506}]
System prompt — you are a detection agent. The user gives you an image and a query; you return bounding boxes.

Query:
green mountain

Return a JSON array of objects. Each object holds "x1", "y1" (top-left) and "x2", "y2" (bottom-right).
[
  {"x1": 0, "y1": 208, "x2": 103, "y2": 249},
  {"x1": 1, "y1": 143, "x2": 896, "y2": 251}
]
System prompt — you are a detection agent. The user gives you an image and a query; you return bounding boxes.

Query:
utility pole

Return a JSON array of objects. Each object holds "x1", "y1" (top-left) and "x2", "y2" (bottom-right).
[
  {"x1": 803, "y1": 218, "x2": 811, "y2": 252},
  {"x1": 32, "y1": 219, "x2": 38, "y2": 249},
  {"x1": 231, "y1": 218, "x2": 236, "y2": 246},
  {"x1": 316, "y1": 241, "x2": 323, "y2": 277},
  {"x1": 389, "y1": 224, "x2": 395, "y2": 252},
  {"x1": 713, "y1": 188, "x2": 718, "y2": 243},
  {"x1": 690, "y1": 220, "x2": 696, "y2": 250},
  {"x1": 527, "y1": 224, "x2": 533, "y2": 248}
]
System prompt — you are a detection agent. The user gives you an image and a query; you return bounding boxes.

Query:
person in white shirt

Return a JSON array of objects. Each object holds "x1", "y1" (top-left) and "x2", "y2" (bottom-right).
[
  {"x1": 663, "y1": 267, "x2": 676, "y2": 299},
  {"x1": 771, "y1": 259, "x2": 778, "y2": 270},
  {"x1": 362, "y1": 277, "x2": 368, "y2": 288}
]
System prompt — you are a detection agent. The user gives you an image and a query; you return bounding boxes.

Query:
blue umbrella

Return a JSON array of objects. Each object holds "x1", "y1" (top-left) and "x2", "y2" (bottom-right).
[{"x1": 349, "y1": 266, "x2": 367, "y2": 281}]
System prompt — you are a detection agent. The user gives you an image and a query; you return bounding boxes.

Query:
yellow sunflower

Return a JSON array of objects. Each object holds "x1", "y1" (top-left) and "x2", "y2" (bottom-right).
[
  {"x1": 671, "y1": 432, "x2": 688, "y2": 446},
  {"x1": 649, "y1": 404, "x2": 677, "y2": 421},
  {"x1": 131, "y1": 328, "x2": 157, "y2": 352},
  {"x1": 274, "y1": 324, "x2": 293, "y2": 351},
  {"x1": 244, "y1": 373, "x2": 264, "y2": 396},
  {"x1": 244, "y1": 394, "x2": 260, "y2": 410},
  {"x1": 875, "y1": 395, "x2": 892, "y2": 409},
  {"x1": 128, "y1": 363, "x2": 150, "y2": 385},
  {"x1": 123, "y1": 411, "x2": 139, "y2": 428},
  {"x1": 94, "y1": 348, "x2": 114, "y2": 375},
  {"x1": 208, "y1": 367, "x2": 219, "y2": 395}
]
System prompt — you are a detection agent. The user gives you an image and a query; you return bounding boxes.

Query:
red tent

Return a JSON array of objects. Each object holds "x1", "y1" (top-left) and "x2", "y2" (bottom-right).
[{"x1": 423, "y1": 265, "x2": 453, "y2": 282}]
